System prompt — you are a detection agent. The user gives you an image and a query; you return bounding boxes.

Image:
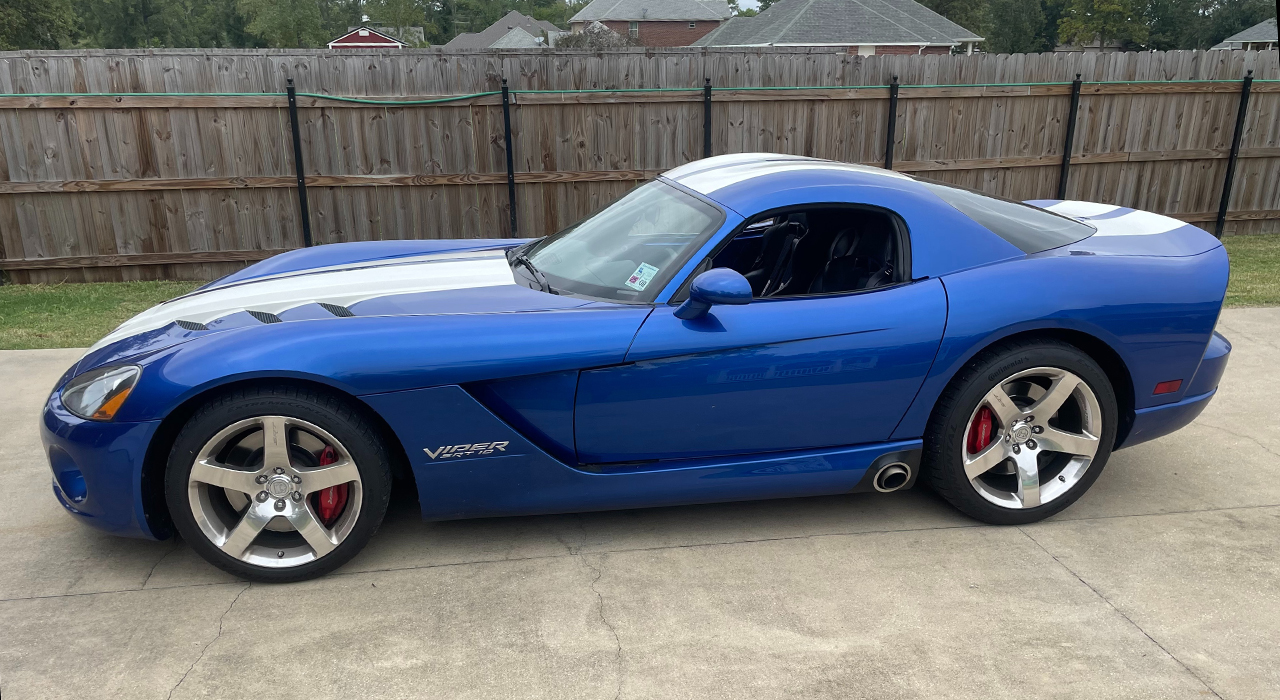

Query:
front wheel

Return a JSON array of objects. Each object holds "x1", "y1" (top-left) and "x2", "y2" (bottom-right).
[
  {"x1": 165, "y1": 386, "x2": 392, "y2": 582},
  {"x1": 922, "y1": 339, "x2": 1118, "y2": 525}
]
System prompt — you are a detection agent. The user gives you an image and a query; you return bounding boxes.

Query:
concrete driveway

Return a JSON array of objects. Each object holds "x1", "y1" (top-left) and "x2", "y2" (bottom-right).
[{"x1": 1, "y1": 308, "x2": 1277, "y2": 699}]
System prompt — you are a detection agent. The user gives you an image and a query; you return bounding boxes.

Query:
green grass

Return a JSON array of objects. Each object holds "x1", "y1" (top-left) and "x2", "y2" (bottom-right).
[
  {"x1": 0, "y1": 281, "x2": 201, "y2": 350},
  {"x1": 0, "y1": 234, "x2": 1276, "y2": 350},
  {"x1": 1224, "y1": 233, "x2": 1280, "y2": 308}
]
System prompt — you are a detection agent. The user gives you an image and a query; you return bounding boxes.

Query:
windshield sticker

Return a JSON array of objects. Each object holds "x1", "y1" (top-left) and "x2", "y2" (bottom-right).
[{"x1": 624, "y1": 263, "x2": 660, "y2": 291}]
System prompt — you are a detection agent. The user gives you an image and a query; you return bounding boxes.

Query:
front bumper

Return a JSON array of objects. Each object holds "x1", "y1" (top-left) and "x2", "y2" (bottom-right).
[{"x1": 41, "y1": 391, "x2": 165, "y2": 540}]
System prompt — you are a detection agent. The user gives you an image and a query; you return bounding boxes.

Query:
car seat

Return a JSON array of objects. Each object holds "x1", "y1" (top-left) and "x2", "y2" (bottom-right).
[
  {"x1": 743, "y1": 216, "x2": 807, "y2": 297},
  {"x1": 808, "y1": 223, "x2": 896, "y2": 294}
]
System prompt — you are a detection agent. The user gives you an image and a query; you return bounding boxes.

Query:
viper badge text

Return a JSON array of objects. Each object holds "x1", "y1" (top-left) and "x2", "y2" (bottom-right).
[{"x1": 424, "y1": 442, "x2": 511, "y2": 460}]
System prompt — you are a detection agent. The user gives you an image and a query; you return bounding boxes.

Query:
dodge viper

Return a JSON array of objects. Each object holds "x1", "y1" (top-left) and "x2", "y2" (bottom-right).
[{"x1": 41, "y1": 153, "x2": 1232, "y2": 581}]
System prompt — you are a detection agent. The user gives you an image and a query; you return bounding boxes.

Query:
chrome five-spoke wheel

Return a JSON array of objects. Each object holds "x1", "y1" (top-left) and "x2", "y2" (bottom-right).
[
  {"x1": 962, "y1": 367, "x2": 1102, "y2": 509},
  {"x1": 923, "y1": 339, "x2": 1117, "y2": 525},
  {"x1": 188, "y1": 415, "x2": 363, "y2": 568}
]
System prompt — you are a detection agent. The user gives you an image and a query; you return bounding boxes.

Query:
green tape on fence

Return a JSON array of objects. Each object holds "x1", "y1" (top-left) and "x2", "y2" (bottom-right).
[{"x1": 298, "y1": 91, "x2": 502, "y2": 104}]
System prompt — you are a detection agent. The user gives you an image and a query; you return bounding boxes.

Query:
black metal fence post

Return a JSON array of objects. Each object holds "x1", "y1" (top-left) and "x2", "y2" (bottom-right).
[
  {"x1": 502, "y1": 78, "x2": 518, "y2": 237},
  {"x1": 703, "y1": 78, "x2": 713, "y2": 158},
  {"x1": 1057, "y1": 74, "x2": 1082, "y2": 200},
  {"x1": 285, "y1": 78, "x2": 313, "y2": 247},
  {"x1": 884, "y1": 76, "x2": 899, "y2": 171},
  {"x1": 1216, "y1": 69, "x2": 1253, "y2": 238}
]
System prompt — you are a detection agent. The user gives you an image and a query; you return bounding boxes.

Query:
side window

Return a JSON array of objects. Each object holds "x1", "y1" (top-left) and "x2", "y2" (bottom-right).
[{"x1": 708, "y1": 207, "x2": 908, "y2": 299}]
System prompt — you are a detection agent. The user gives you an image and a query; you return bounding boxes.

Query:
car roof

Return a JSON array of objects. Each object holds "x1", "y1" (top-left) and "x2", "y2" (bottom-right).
[
  {"x1": 663, "y1": 153, "x2": 915, "y2": 200},
  {"x1": 661, "y1": 153, "x2": 1025, "y2": 280}
]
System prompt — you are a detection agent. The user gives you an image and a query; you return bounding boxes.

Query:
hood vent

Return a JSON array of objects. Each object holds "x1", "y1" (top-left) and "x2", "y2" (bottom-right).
[
  {"x1": 247, "y1": 310, "x2": 283, "y2": 324},
  {"x1": 319, "y1": 303, "x2": 355, "y2": 318},
  {"x1": 175, "y1": 320, "x2": 209, "y2": 331}
]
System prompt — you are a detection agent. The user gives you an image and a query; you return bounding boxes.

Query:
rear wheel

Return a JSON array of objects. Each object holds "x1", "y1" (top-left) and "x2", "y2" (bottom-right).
[
  {"x1": 165, "y1": 385, "x2": 391, "y2": 582},
  {"x1": 923, "y1": 339, "x2": 1117, "y2": 525}
]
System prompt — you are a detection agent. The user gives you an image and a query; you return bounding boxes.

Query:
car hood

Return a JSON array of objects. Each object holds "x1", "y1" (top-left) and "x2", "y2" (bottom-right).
[{"x1": 79, "y1": 242, "x2": 588, "y2": 371}]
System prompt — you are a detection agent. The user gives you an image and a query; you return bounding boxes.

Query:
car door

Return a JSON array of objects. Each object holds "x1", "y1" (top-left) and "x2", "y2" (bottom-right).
[{"x1": 573, "y1": 277, "x2": 947, "y2": 464}]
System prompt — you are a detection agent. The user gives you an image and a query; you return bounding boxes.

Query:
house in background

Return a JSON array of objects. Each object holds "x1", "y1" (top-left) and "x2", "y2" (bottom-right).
[
  {"x1": 570, "y1": 0, "x2": 733, "y2": 47},
  {"x1": 444, "y1": 11, "x2": 567, "y2": 49},
  {"x1": 328, "y1": 26, "x2": 411, "y2": 49},
  {"x1": 1212, "y1": 17, "x2": 1277, "y2": 51},
  {"x1": 693, "y1": 0, "x2": 981, "y2": 55}
]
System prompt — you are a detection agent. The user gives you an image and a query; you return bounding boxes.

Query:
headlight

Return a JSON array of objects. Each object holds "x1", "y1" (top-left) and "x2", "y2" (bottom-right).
[{"x1": 62, "y1": 366, "x2": 140, "y2": 421}]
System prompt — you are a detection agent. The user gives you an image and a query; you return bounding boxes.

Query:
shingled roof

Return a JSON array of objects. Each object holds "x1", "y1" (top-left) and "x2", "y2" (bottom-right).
[
  {"x1": 571, "y1": 0, "x2": 732, "y2": 23},
  {"x1": 693, "y1": 0, "x2": 982, "y2": 47},
  {"x1": 1211, "y1": 17, "x2": 1277, "y2": 48},
  {"x1": 489, "y1": 27, "x2": 545, "y2": 48},
  {"x1": 443, "y1": 10, "x2": 564, "y2": 49}
]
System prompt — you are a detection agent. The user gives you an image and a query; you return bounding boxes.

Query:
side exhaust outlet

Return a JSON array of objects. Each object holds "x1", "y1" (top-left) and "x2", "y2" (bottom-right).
[{"x1": 873, "y1": 462, "x2": 911, "y2": 493}]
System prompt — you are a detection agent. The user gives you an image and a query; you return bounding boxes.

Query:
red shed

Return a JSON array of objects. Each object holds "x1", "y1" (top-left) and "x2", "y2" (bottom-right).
[{"x1": 327, "y1": 26, "x2": 407, "y2": 49}]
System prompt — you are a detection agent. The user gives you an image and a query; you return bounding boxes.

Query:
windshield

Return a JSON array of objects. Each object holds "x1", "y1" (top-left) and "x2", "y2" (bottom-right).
[
  {"x1": 522, "y1": 180, "x2": 725, "y2": 302},
  {"x1": 914, "y1": 177, "x2": 1095, "y2": 254}
]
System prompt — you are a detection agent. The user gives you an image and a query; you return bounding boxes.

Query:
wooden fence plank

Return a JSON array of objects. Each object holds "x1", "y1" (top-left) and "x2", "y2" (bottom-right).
[
  {"x1": 0, "y1": 248, "x2": 286, "y2": 269},
  {"x1": 1, "y1": 47, "x2": 1277, "y2": 280}
]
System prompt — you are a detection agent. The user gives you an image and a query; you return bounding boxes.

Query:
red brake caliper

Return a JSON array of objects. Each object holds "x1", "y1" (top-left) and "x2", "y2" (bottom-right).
[
  {"x1": 967, "y1": 406, "x2": 994, "y2": 454},
  {"x1": 313, "y1": 445, "x2": 349, "y2": 527}
]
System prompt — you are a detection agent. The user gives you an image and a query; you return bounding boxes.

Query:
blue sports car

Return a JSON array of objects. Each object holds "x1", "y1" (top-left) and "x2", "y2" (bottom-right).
[{"x1": 42, "y1": 153, "x2": 1231, "y2": 581}]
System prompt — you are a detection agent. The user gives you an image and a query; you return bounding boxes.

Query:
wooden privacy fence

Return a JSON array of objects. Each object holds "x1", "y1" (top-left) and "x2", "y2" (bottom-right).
[{"x1": 0, "y1": 48, "x2": 1278, "y2": 283}]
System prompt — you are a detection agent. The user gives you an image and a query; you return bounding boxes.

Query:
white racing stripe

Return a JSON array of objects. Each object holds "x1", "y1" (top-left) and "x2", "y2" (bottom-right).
[
  {"x1": 211, "y1": 248, "x2": 505, "y2": 289},
  {"x1": 1084, "y1": 209, "x2": 1188, "y2": 237},
  {"x1": 667, "y1": 154, "x2": 910, "y2": 195},
  {"x1": 88, "y1": 252, "x2": 517, "y2": 353},
  {"x1": 1045, "y1": 201, "x2": 1122, "y2": 218},
  {"x1": 1045, "y1": 201, "x2": 1187, "y2": 237}
]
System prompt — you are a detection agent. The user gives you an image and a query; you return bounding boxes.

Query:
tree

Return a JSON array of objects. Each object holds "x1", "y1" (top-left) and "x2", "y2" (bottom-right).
[
  {"x1": 74, "y1": 0, "x2": 174, "y2": 47},
  {"x1": 238, "y1": 0, "x2": 327, "y2": 47},
  {"x1": 1058, "y1": 0, "x2": 1150, "y2": 49},
  {"x1": 367, "y1": 0, "x2": 427, "y2": 45},
  {"x1": 1035, "y1": 0, "x2": 1067, "y2": 50},
  {"x1": 73, "y1": 0, "x2": 263, "y2": 47},
  {"x1": 1205, "y1": 0, "x2": 1275, "y2": 45},
  {"x1": 0, "y1": 0, "x2": 76, "y2": 49},
  {"x1": 555, "y1": 20, "x2": 636, "y2": 47},
  {"x1": 920, "y1": 0, "x2": 990, "y2": 38},
  {"x1": 319, "y1": 0, "x2": 364, "y2": 41},
  {"x1": 986, "y1": 0, "x2": 1046, "y2": 52}
]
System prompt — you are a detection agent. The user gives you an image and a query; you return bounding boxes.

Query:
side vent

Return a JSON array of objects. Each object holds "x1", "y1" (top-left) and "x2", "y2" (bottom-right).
[
  {"x1": 319, "y1": 303, "x2": 355, "y2": 318},
  {"x1": 175, "y1": 320, "x2": 208, "y2": 331},
  {"x1": 247, "y1": 310, "x2": 283, "y2": 324}
]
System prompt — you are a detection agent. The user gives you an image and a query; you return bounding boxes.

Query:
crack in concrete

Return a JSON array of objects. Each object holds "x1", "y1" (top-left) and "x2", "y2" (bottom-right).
[
  {"x1": 578, "y1": 553, "x2": 623, "y2": 700},
  {"x1": 0, "y1": 579, "x2": 243, "y2": 604},
  {"x1": 7, "y1": 503, "x2": 1280, "y2": 604},
  {"x1": 1046, "y1": 501, "x2": 1280, "y2": 524},
  {"x1": 141, "y1": 538, "x2": 182, "y2": 589},
  {"x1": 165, "y1": 582, "x2": 250, "y2": 700},
  {"x1": 1195, "y1": 420, "x2": 1280, "y2": 461},
  {"x1": 1018, "y1": 528, "x2": 1225, "y2": 700}
]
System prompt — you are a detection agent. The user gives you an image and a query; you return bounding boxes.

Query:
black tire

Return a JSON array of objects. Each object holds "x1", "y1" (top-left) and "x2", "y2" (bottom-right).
[
  {"x1": 922, "y1": 338, "x2": 1118, "y2": 525},
  {"x1": 165, "y1": 384, "x2": 392, "y2": 583}
]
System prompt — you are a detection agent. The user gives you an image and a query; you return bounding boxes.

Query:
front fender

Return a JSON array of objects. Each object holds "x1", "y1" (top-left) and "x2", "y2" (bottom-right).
[{"x1": 114, "y1": 306, "x2": 652, "y2": 422}]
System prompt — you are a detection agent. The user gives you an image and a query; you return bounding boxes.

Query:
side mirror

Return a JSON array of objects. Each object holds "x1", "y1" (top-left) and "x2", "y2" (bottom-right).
[{"x1": 674, "y1": 268, "x2": 752, "y2": 320}]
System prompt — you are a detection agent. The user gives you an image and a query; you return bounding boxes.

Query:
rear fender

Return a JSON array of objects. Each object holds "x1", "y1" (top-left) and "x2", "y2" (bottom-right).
[{"x1": 892, "y1": 247, "x2": 1229, "y2": 441}]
